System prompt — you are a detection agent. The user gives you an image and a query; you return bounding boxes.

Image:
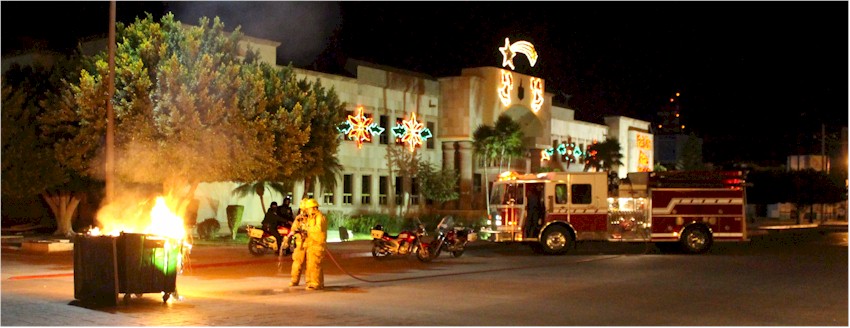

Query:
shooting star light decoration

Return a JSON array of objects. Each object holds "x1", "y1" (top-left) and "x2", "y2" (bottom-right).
[{"x1": 499, "y1": 37, "x2": 538, "y2": 70}]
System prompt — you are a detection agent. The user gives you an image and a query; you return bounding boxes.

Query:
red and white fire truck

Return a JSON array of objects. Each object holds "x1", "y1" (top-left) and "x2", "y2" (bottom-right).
[{"x1": 483, "y1": 170, "x2": 747, "y2": 254}]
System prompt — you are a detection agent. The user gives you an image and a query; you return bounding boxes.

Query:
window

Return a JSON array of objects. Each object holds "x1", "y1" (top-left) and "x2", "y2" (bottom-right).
[
  {"x1": 411, "y1": 177, "x2": 420, "y2": 205},
  {"x1": 361, "y1": 175, "x2": 372, "y2": 205},
  {"x1": 379, "y1": 115, "x2": 389, "y2": 144},
  {"x1": 379, "y1": 176, "x2": 388, "y2": 205},
  {"x1": 323, "y1": 191, "x2": 334, "y2": 205},
  {"x1": 426, "y1": 122, "x2": 435, "y2": 149},
  {"x1": 571, "y1": 184, "x2": 592, "y2": 204},
  {"x1": 343, "y1": 174, "x2": 353, "y2": 204},
  {"x1": 555, "y1": 184, "x2": 568, "y2": 204},
  {"x1": 473, "y1": 174, "x2": 482, "y2": 193}
]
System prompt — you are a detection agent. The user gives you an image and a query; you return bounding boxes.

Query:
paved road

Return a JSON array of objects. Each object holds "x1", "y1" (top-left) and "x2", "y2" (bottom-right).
[{"x1": 1, "y1": 226, "x2": 847, "y2": 326}]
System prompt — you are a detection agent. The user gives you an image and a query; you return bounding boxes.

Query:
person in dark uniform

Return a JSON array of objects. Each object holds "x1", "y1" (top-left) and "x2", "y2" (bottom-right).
[
  {"x1": 525, "y1": 183, "x2": 544, "y2": 238},
  {"x1": 277, "y1": 196, "x2": 295, "y2": 226},
  {"x1": 262, "y1": 202, "x2": 285, "y2": 252}
]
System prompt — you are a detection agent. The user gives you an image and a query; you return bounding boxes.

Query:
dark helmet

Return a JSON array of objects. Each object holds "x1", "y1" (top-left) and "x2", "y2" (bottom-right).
[
  {"x1": 374, "y1": 224, "x2": 384, "y2": 231},
  {"x1": 283, "y1": 196, "x2": 292, "y2": 204},
  {"x1": 270, "y1": 201, "x2": 278, "y2": 207}
]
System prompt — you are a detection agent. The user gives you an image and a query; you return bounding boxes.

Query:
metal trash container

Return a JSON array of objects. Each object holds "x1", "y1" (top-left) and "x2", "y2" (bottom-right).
[
  {"x1": 74, "y1": 232, "x2": 182, "y2": 305},
  {"x1": 117, "y1": 232, "x2": 182, "y2": 303},
  {"x1": 73, "y1": 235, "x2": 120, "y2": 306}
]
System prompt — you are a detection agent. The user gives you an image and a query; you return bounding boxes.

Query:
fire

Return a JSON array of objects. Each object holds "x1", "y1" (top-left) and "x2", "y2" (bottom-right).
[
  {"x1": 90, "y1": 196, "x2": 187, "y2": 241},
  {"x1": 146, "y1": 197, "x2": 187, "y2": 240}
]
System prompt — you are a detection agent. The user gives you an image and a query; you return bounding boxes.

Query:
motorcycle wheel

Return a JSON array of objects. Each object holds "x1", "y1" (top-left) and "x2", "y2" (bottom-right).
[
  {"x1": 451, "y1": 249, "x2": 465, "y2": 257},
  {"x1": 248, "y1": 239, "x2": 268, "y2": 256},
  {"x1": 371, "y1": 243, "x2": 390, "y2": 259},
  {"x1": 415, "y1": 244, "x2": 432, "y2": 262}
]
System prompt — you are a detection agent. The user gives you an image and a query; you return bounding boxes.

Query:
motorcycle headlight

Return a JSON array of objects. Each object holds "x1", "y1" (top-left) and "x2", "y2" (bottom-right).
[{"x1": 495, "y1": 214, "x2": 503, "y2": 226}]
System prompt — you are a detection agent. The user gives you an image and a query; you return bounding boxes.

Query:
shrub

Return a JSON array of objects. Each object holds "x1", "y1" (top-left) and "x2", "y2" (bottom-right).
[{"x1": 197, "y1": 218, "x2": 221, "y2": 240}]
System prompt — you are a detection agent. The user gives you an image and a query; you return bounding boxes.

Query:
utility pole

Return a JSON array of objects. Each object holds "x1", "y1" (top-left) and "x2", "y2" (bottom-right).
[
  {"x1": 106, "y1": 0, "x2": 116, "y2": 205},
  {"x1": 821, "y1": 123, "x2": 827, "y2": 223}
]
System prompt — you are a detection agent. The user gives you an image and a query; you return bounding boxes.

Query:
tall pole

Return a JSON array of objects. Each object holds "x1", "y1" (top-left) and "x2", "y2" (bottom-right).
[
  {"x1": 106, "y1": 0, "x2": 116, "y2": 205},
  {"x1": 821, "y1": 123, "x2": 827, "y2": 223}
]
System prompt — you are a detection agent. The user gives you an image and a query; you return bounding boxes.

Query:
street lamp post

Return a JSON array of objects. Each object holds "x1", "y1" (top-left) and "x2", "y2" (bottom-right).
[{"x1": 106, "y1": 0, "x2": 116, "y2": 205}]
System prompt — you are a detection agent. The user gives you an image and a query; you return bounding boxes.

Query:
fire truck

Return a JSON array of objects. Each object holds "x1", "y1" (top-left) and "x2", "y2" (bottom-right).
[{"x1": 483, "y1": 170, "x2": 747, "y2": 254}]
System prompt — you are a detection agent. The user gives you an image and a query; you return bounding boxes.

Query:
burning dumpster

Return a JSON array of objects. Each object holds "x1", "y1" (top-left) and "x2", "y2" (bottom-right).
[
  {"x1": 117, "y1": 232, "x2": 182, "y2": 302},
  {"x1": 74, "y1": 232, "x2": 183, "y2": 304},
  {"x1": 73, "y1": 235, "x2": 120, "y2": 306}
]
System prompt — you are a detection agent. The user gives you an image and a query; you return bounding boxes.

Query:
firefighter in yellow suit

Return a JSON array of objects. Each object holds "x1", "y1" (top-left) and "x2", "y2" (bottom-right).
[
  {"x1": 287, "y1": 199, "x2": 309, "y2": 287},
  {"x1": 301, "y1": 198, "x2": 327, "y2": 290}
]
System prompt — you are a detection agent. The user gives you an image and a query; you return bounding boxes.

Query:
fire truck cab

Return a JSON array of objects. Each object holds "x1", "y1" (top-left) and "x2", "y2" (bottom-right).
[{"x1": 484, "y1": 170, "x2": 747, "y2": 255}]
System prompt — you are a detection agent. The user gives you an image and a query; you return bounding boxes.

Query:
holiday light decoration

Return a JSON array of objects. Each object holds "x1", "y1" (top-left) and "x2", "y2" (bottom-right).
[
  {"x1": 499, "y1": 70, "x2": 513, "y2": 107},
  {"x1": 393, "y1": 112, "x2": 432, "y2": 152},
  {"x1": 541, "y1": 148, "x2": 554, "y2": 161},
  {"x1": 530, "y1": 77, "x2": 544, "y2": 112},
  {"x1": 336, "y1": 106, "x2": 384, "y2": 149},
  {"x1": 556, "y1": 143, "x2": 567, "y2": 155},
  {"x1": 499, "y1": 37, "x2": 538, "y2": 70}
]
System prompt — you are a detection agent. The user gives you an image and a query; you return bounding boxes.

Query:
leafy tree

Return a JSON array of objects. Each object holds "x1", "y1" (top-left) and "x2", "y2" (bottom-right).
[
  {"x1": 2, "y1": 57, "x2": 104, "y2": 236},
  {"x1": 416, "y1": 160, "x2": 459, "y2": 206},
  {"x1": 287, "y1": 78, "x2": 346, "y2": 200},
  {"x1": 385, "y1": 141, "x2": 420, "y2": 217},
  {"x1": 39, "y1": 13, "x2": 313, "y2": 234}
]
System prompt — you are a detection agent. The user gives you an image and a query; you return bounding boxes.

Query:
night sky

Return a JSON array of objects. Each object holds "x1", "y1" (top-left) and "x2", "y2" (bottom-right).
[{"x1": 2, "y1": 1, "x2": 848, "y2": 166}]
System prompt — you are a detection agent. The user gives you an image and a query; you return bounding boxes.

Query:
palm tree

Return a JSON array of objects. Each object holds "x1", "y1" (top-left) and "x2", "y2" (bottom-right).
[
  {"x1": 232, "y1": 181, "x2": 289, "y2": 214},
  {"x1": 584, "y1": 138, "x2": 624, "y2": 172},
  {"x1": 492, "y1": 115, "x2": 524, "y2": 173},
  {"x1": 473, "y1": 124, "x2": 497, "y2": 212}
]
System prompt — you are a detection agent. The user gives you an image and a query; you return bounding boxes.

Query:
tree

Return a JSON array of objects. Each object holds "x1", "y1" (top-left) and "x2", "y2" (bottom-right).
[
  {"x1": 385, "y1": 141, "x2": 420, "y2": 217},
  {"x1": 286, "y1": 78, "x2": 346, "y2": 200},
  {"x1": 584, "y1": 138, "x2": 623, "y2": 172},
  {"x1": 473, "y1": 124, "x2": 497, "y2": 212},
  {"x1": 473, "y1": 115, "x2": 524, "y2": 213},
  {"x1": 492, "y1": 115, "x2": 525, "y2": 173},
  {"x1": 39, "y1": 13, "x2": 314, "y2": 235},
  {"x1": 2, "y1": 57, "x2": 104, "y2": 236},
  {"x1": 679, "y1": 132, "x2": 704, "y2": 170},
  {"x1": 416, "y1": 160, "x2": 459, "y2": 207}
]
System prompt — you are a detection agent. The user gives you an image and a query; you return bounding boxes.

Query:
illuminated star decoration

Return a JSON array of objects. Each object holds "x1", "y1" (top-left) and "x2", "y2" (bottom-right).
[
  {"x1": 393, "y1": 112, "x2": 432, "y2": 152},
  {"x1": 499, "y1": 37, "x2": 539, "y2": 70},
  {"x1": 339, "y1": 106, "x2": 383, "y2": 149},
  {"x1": 499, "y1": 70, "x2": 514, "y2": 107}
]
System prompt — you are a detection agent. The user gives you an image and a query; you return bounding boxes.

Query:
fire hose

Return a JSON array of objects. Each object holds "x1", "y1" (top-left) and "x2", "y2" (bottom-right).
[{"x1": 319, "y1": 248, "x2": 627, "y2": 284}]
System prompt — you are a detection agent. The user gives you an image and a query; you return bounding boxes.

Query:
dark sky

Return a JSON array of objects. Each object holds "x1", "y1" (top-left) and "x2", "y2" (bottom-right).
[{"x1": 2, "y1": 1, "x2": 848, "y2": 166}]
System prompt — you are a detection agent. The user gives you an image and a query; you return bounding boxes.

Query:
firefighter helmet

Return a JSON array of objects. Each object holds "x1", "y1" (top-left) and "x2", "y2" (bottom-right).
[{"x1": 303, "y1": 198, "x2": 319, "y2": 209}]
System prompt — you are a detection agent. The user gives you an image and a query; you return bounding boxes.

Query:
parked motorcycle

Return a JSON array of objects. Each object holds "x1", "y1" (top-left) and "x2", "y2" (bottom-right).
[
  {"x1": 246, "y1": 224, "x2": 295, "y2": 256},
  {"x1": 371, "y1": 218, "x2": 432, "y2": 262},
  {"x1": 429, "y1": 216, "x2": 476, "y2": 258}
]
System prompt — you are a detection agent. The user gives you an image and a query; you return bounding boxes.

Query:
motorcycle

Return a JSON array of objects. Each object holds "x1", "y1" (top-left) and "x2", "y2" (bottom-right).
[
  {"x1": 246, "y1": 224, "x2": 295, "y2": 256},
  {"x1": 429, "y1": 216, "x2": 476, "y2": 259},
  {"x1": 371, "y1": 218, "x2": 432, "y2": 262}
]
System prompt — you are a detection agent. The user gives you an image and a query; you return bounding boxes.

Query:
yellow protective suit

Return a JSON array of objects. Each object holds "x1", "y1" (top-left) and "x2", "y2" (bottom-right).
[
  {"x1": 289, "y1": 211, "x2": 308, "y2": 286},
  {"x1": 304, "y1": 209, "x2": 328, "y2": 290}
]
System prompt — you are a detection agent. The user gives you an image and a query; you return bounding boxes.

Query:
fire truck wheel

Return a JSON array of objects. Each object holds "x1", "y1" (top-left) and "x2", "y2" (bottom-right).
[
  {"x1": 541, "y1": 226, "x2": 571, "y2": 255},
  {"x1": 680, "y1": 226, "x2": 712, "y2": 254}
]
